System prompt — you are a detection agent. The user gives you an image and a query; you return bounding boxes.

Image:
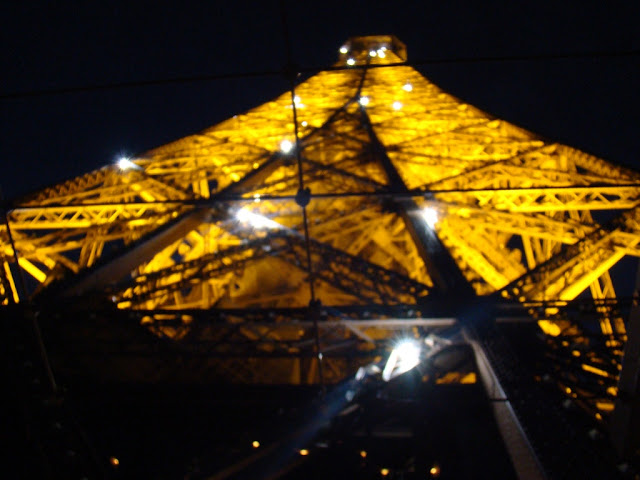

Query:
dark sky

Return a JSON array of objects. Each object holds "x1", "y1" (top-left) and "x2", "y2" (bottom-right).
[{"x1": 1, "y1": 1, "x2": 639, "y2": 200}]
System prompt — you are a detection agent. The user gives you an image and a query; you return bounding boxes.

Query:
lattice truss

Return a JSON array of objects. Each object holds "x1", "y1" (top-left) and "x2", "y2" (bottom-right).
[{"x1": 1, "y1": 36, "x2": 639, "y2": 413}]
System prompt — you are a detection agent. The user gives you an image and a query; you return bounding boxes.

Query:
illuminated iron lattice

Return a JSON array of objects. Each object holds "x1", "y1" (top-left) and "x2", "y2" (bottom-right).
[{"x1": 1, "y1": 36, "x2": 638, "y2": 421}]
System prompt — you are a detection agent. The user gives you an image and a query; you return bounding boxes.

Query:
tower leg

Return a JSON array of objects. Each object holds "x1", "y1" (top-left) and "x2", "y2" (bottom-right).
[
  {"x1": 464, "y1": 328, "x2": 546, "y2": 480},
  {"x1": 611, "y1": 260, "x2": 640, "y2": 459}
]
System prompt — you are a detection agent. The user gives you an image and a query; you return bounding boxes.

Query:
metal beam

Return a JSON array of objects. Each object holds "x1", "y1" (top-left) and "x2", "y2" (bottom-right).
[
  {"x1": 61, "y1": 208, "x2": 210, "y2": 296},
  {"x1": 611, "y1": 259, "x2": 640, "y2": 457},
  {"x1": 54, "y1": 153, "x2": 292, "y2": 298},
  {"x1": 358, "y1": 106, "x2": 474, "y2": 298},
  {"x1": 463, "y1": 328, "x2": 546, "y2": 480}
]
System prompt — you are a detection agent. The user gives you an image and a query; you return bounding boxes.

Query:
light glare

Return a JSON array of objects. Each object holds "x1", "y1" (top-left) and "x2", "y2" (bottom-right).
[
  {"x1": 422, "y1": 207, "x2": 438, "y2": 228},
  {"x1": 346, "y1": 58, "x2": 356, "y2": 66},
  {"x1": 236, "y1": 208, "x2": 280, "y2": 230},
  {"x1": 403, "y1": 82, "x2": 413, "y2": 92},
  {"x1": 280, "y1": 139, "x2": 294, "y2": 153},
  {"x1": 382, "y1": 339, "x2": 421, "y2": 381},
  {"x1": 299, "y1": 449, "x2": 309, "y2": 456},
  {"x1": 252, "y1": 440, "x2": 260, "y2": 448},
  {"x1": 359, "y1": 96, "x2": 370, "y2": 106},
  {"x1": 339, "y1": 46, "x2": 348, "y2": 54},
  {"x1": 117, "y1": 157, "x2": 138, "y2": 171},
  {"x1": 369, "y1": 50, "x2": 377, "y2": 57},
  {"x1": 392, "y1": 101, "x2": 403, "y2": 111}
]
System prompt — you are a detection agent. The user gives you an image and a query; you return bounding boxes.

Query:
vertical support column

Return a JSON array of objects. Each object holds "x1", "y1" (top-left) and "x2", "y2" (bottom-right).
[
  {"x1": 1, "y1": 189, "x2": 27, "y2": 303},
  {"x1": 610, "y1": 259, "x2": 640, "y2": 458}
]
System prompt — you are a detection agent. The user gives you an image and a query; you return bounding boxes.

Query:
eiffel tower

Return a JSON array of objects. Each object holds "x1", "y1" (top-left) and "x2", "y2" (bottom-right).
[{"x1": 3, "y1": 36, "x2": 640, "y2": 478}]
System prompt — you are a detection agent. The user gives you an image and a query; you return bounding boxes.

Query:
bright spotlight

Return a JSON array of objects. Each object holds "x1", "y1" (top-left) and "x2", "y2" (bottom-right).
[
  {"x1": 382, "y1": 339, "x2": 422, "y2": 382},
  {"x1": 346, "y1": 58, "x2": 356, "y2": 66},
  {"x1": 377, "y1": 49, "x2": 386, "y2": 58},
  {"x1": 117, "y1": 157, "x2": 139, "y2": 171},
  {"x1": 280, "y1": 139, "x2": 294, "y2": 154},
  {"x1": 339, "y1": 46, "x2": 348, "y2": 54},
  {"x1": 422, "y1": 207, "x2": 438, "y2": 228},
  {"x1": 402, "y1": 82, "x2": 413, "y2": 92},
  {"x1": 359, "y1": 96, "x2": 370, "y2": 106},
  {"x1": 369, "y1": 50, "x2": 377, "y2": 57},
  {"x1": 293, "y1": 95, "x2": 301, "y2": 105},
  {"x1": 392, "y1": 101, "x2": 403, "y2": 111},
  {"x1": 236, "y1": 208, "x2": 280, "y2": 230}
]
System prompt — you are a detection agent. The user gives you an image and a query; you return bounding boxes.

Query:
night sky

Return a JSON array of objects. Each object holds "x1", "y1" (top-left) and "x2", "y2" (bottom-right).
[{"x1": 2, "y1": 1, "x2": 639, "y2": 200}]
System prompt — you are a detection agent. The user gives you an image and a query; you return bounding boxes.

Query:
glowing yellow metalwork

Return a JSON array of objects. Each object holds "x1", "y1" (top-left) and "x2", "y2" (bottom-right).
[{"x1": 1, "y1": 36, "x2": 638, "y2": 409}]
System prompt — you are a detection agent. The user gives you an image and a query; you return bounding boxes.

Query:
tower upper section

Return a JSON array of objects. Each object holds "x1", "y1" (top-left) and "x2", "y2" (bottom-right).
[{"x1": 337, "y1": 35, "x2": 407, "y2": 66}]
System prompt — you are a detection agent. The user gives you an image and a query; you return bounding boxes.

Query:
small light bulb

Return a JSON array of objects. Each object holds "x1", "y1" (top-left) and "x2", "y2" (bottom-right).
[
  {"x1": 381, "y1": 468, "x2": 390, "y2": 476},
  {"x1": 109, "y1": 457, "x2": 120, "y2": 467},
  {"x1": 280, "y1": 139, "x2": 294, "y2": 154},
  {"x1": 369, "y1": 50, "x2": 377, "y2": 57},
  {"x1": 392, "y1": 101, "x2": 403, "y2": 111},
  {"x1": 301, "y1": 120, "x2": 308, "y2": 127},
  {"x1": 299, "y1": 449, "x2": 309, "y2": 456},
  {"x1": 252, "y1": 440, "x2": 260, "y2": 448},
  {"x1": 347, "y1": 58, "x2": 356, "y2": 66},
  {"x1": 339, "y1": 46, "x2": 348, "y2": 54},
  {"x1": 377, "y1": 50, "x2": 386, "y2": 58},
  {"x1": 359, "y1": 96, "x2": 370, "y2": 106},
  {"x1": 360, "y1": 450, "x2": 367, "y2": 458},
  {"x1": 403, "y1": 82, "x2": 413, "y2": 92}
]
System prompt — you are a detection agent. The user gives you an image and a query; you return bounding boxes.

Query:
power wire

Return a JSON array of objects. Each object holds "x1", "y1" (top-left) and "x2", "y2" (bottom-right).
[{"x1": 1, "y1": 49, "x2": 637, "y2": 101}]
